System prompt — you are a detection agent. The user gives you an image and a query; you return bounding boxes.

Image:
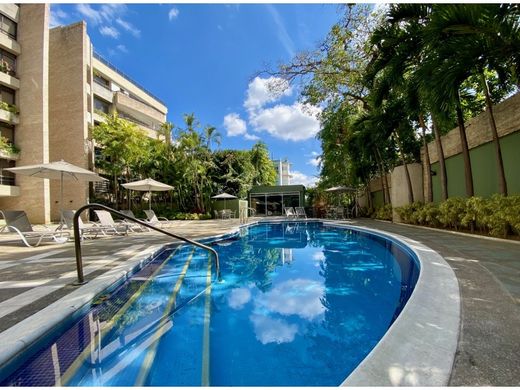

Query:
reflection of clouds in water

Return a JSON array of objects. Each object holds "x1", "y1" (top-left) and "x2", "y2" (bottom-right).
[
  {"x1": 312, "y1": 251, "x2": 325, "y2": 267},
  {"x1": 256, "y1": 278, "x2": 325, "y2": 320},
  {"x1": 228, "y1": 287, "x2": 252, "y2": 309},
  {"x1": 312, "y1": 251, "x2": 325, "y2": 261},
  {"x1": 250, "y1": 314, "x2": 298, "y2": 344}
]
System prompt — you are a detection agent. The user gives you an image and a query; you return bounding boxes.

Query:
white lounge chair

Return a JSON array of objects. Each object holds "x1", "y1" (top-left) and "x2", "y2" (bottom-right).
[
  {"x1": 144, "y1": 209, "x2": 174, "y2": 227},
  {"x1": 61, "y1": 210, "x2": 121, "y2": 239},
  {"x1": 295, "y1": 207, "x2": 307, "y2": 219},
  {"x1": 119, "y1": 210, "x2": 150, "y2": 231},
  {"x1": 0, "y1": 210, "x2": 70, "y2": 247},
  {"x1": 284, "y1": 207, "x2": 297, "y2": 218},
  {"x1": 94, "y1": 210, "x2": 130, "y2": 235}
]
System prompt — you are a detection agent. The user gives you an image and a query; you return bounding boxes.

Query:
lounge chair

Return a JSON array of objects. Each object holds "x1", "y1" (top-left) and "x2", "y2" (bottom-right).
[
  {"x1": 61, "y1": 210, "x2": 121, "y2": 239},
  {"x1": 0, "y1": 210, "x2": 70, "y2": 247},
  {"x1": 94, "y1": 210, "x2": 130, "y2": 235},
  {"x1": 284, "y1": 207, "x2": 297, "y2": 218},
  {"x1": 119, "y1": 210, "x2": 150, "y2": 232},
  {"x1": 144, "y1": 210, "x2": 174, "y2": 227},
  {"x1": 295, "y1": 207, "x2": 307, "y2": 219}
]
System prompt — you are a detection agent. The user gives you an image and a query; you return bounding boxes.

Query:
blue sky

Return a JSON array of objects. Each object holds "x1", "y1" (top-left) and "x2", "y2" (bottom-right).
[{"x1": 51, "y1": 3, "x2": 343, "y2": 187}]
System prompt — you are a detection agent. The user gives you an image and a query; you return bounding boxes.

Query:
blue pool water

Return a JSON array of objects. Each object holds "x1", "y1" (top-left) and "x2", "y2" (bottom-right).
[{"x1": 0, "y1": 222, "x2": 419, "y2": 386}]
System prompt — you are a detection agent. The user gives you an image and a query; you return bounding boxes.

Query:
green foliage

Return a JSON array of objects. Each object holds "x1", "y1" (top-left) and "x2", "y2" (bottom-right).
[
  {"x1": 250, "y1": 142, "x2": 277, "y2": 186},
  {"x1": 438, "y1": 197, "x2": 467, "y2": 230},
  {"x1": 0, "y1": 101, "x2": 18, "y2": 114},
  {"x1": 396, "y1": 195, "x2": 520, "y2": 238},
  {"x1": 92, "y1": 111, "x2": 278, "y2": 214},
  {"x1": 374, "y1": 204, "x2": 393, "y2": 221},
  {"x1": 0, "y1": 135, "x2": 19, "y2": 154}
]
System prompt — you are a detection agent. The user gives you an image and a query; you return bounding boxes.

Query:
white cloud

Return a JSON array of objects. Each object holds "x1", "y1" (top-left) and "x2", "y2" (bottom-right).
[
  {"x1": 223, "y1": 113, "x2": 247, "y2": 136},
  {"x1": 249, "y1": 314, "x2": 298, "y2": 345},
  {"x1": 244, "y1": 133, "x2": 260, "y2": 141},
  {"x1": 244, "y1": 76, "x2": 291, "y2": 112},
  {"x1": 116, "y1": 44, "x2": 128, "y2": 53},
  {"x1": 100, "y1": 26, "x2": 120, "y2": 39},
  {"x1": 50, "y1": 6, "x2": 69, "y2": 27},
  {"x1": 168, "y1": 7, "x2": 180, "y2": 21},
  {"x1": 76, "y1": 4, "x2": 103, "y2": 25},
  {"x1": 265, "y1": 4, "x2": 295, "y2": 57},
  {"x1": 250, "y1": 102, "x2": 321, "y2": 142},
  {"x1": 228, "y1": 287, "x2": 251, "y2": 310},
  {"x1": 116, "y1": 18, "x2": 141, "y2": 38},
  {"x1": 291, "y1": 170, "x2": 318, "y2": 187},
  {"x1": 255, "y1": 278, "x2": 325, "y2": 321},
  {"x1": 308, "y1": 156, "x2": 321, "y2": 167}
]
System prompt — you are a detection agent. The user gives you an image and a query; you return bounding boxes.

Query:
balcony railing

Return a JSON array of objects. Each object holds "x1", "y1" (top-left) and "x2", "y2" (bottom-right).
[{"x1": 93, "y1": 52, "x2": 165, "y2": 106}]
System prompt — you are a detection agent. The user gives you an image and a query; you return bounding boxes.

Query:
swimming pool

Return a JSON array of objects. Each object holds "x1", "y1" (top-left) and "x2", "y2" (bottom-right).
[{"x1": 0, "y1": 221, "x2": 420, "y2": 386}]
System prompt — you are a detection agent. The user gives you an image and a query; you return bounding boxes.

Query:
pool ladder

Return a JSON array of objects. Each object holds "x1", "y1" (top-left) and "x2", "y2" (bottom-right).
[{"x1": 72, "y1": 203, "x2": 220, "y2": 285}]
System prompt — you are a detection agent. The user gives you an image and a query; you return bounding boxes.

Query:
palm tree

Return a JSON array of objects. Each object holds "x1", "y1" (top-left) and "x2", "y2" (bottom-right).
[
  {"x1": 158, "y1": 121, "x2": 174, "y2": 145},
  {"x1": 422, "y1": 4, "x2": 520, "y2": 196},
  {"x1": 203, "y1": 125, "x2": 221, "y2": 150}
]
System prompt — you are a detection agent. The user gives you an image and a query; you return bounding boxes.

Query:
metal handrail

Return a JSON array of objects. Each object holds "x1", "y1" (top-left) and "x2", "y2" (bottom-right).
[{"x1": 73, "y1": 203, "x2": 220, "y2": 284}]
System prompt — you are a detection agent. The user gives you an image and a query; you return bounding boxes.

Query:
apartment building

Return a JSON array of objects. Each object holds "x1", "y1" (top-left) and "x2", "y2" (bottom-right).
[
  {"x1": 272, "y1": 158, "x2": 292, "y2": 185},
  {"x1": 0, "y1": 4, "x2": 167, "y2": 223}
]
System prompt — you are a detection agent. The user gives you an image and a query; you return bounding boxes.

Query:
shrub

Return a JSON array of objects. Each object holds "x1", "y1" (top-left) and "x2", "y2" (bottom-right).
[
  {"x1": 374, "y1": 204, "x2": 393, "y2": 221},
  {"x1": 395, "y1": 202, "x2": 423, "y2": 224},
  {"x1": 438, "y1": 197, "x2": 466, "y2": 230},
  {"x1": 483, "y1": 194, "x2": 511, "y2": 238},
  {"x1": 417, "y1": 202, "x2": 440, "y2": 227}
]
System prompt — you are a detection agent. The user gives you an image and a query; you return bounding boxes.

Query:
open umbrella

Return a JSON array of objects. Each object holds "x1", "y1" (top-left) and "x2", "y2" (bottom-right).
[
  {"x1": 122, "y1": 178, "x2": 173, "y2": 210},
  {"x1": 324, "y1": 185, "x2": 356, "y2": 193},
  {"x1": 5, "y1": 160, "x2": 108, "y2": 222},
  {"x1": 211, "y1": 192, "x2": 237, "y2": 209}
]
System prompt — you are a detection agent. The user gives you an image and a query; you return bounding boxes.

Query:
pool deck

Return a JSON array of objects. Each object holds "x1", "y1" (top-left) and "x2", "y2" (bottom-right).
[{"x1": 0, "y1": 217, "x2": 519, "y2": 385}]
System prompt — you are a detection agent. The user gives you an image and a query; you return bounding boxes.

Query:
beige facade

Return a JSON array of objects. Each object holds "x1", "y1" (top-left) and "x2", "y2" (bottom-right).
[
  {"x1": 0, "y1": 4, "x2": 51, "y2": 223},
  {"x1": 0, "y1": 4, "x2": 168, "y2": 223}
]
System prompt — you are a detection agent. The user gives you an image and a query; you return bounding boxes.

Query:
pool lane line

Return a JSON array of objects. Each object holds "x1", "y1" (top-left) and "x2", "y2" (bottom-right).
[
  {"x1": 60, "y1": 244, "x2": 184, "y2": 386},
  {"x1": 201, "y1": 251, "x2": 213, "y2": 386},
  {"x1": 134, "y1": 246, "x2": 196, "y2": 386}
]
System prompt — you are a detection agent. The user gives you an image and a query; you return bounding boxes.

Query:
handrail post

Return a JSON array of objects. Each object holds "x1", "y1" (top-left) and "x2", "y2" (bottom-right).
[
  {"x1": 72, "y1": 203, "x2": 220, "y2": 285},
  {"x1": 73, "y1": 207, "x2": 88, "y2": 285}
]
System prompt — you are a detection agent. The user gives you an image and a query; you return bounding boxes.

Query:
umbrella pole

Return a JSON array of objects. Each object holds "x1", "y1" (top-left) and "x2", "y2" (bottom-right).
[
  {"x1": 149, "y1": 190, "x2": 151, "y2": 211},
  {"x1": 60, "y1": 171, "x2": 64, "y2": 226}
]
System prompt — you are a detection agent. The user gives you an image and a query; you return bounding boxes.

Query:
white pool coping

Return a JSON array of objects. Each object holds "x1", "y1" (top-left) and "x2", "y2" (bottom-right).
[{"x1": 0, "y1": 219, "x2": 461, "y2": 386}]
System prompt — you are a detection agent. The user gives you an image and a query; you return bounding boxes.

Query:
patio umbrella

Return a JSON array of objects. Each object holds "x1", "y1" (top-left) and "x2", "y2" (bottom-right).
[
  {"x1": 211, "y1": 192, "x2": 237, "y2": 209},
  {"x1": 5, "y1": 160, "x2": 107, "y2": 221},
  {"x1": 122, "y1": 178, "x2": 173, "y2": 210},
  {"x1": 324, "y1": 185, "x2": 356, "y2": 193}
]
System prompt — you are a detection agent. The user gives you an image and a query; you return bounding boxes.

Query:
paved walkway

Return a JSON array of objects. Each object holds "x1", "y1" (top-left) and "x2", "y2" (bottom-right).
[{"x1": 0, "y1": 218, "x2": 519, "y2": 385}]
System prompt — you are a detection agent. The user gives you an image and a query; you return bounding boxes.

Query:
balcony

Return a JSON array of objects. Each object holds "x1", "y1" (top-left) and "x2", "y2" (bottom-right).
[
  {"x1": 0, "y1": 33, "x2": 20, "y2": 56},
  {"x1": 0, "y1": 183, "x2": 19, "y2": 197},
  {"x1": 0, "y1": 69, "x2": 19, "y2": 90},
  {"x1": 114, "y1": 91, "x2": 164, "y2": 124},
  {"x1": 0, "y1": 148, "x2": 19, "y2": 161},
  {"x1": 92, "y1": 81, "x2": 114, "y2": 103},
  {"x1": 0, "y1": 105, "x2": 18, "y2": 125}
]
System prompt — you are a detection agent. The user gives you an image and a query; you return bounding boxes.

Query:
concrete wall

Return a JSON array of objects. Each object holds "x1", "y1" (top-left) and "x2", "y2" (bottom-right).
[
  {"x1": 423, "y1": 92, "x2": 520, "y2": 200},
  {"x1": 48, "y1": 22, "x2": 92, "y2": 221},
  {"x1": 0, "y1": 4, "x2": 50, "y2": 224},
  {"x1": 391, "y1": 163, "x2": 423, "y2": 221}
]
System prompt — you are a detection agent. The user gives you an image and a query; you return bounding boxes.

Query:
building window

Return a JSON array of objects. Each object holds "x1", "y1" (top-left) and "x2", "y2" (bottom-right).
[
  {"x1": 0, "y1": 159, "x2": 15, "y2": 185},
  {"x1": 0, "y1": 14, "x2": 17, "y2": 40},
  {"x1": 93, "y1": 72, "x2": 110, "y2": 88},
  {"x1": 0, "y1": 124, "x2": 14, "y2": 143},
  {"x1": 94, "y1": 97, "x2": 110, "y2": 114},
  {"x1": 0, "y1": 86, "x2": 15, "y2": 105},
  {"x1": 0, "y1": 49, "x2": 15, "y2": 76}
]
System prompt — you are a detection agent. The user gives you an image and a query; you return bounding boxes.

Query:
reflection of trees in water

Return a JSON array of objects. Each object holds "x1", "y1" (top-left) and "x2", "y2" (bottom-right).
[
  {"x1": 219, "y1": 238, "x2": 282, "y2": 293},
  {"x1": 302, "y1": 230, "x2": 400, "y2": 384}
]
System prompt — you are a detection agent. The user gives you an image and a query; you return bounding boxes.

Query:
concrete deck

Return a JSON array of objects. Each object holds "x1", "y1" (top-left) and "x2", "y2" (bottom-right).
[{"x1": 0, "y1": 218, "x2": 519, "y2": 385}]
